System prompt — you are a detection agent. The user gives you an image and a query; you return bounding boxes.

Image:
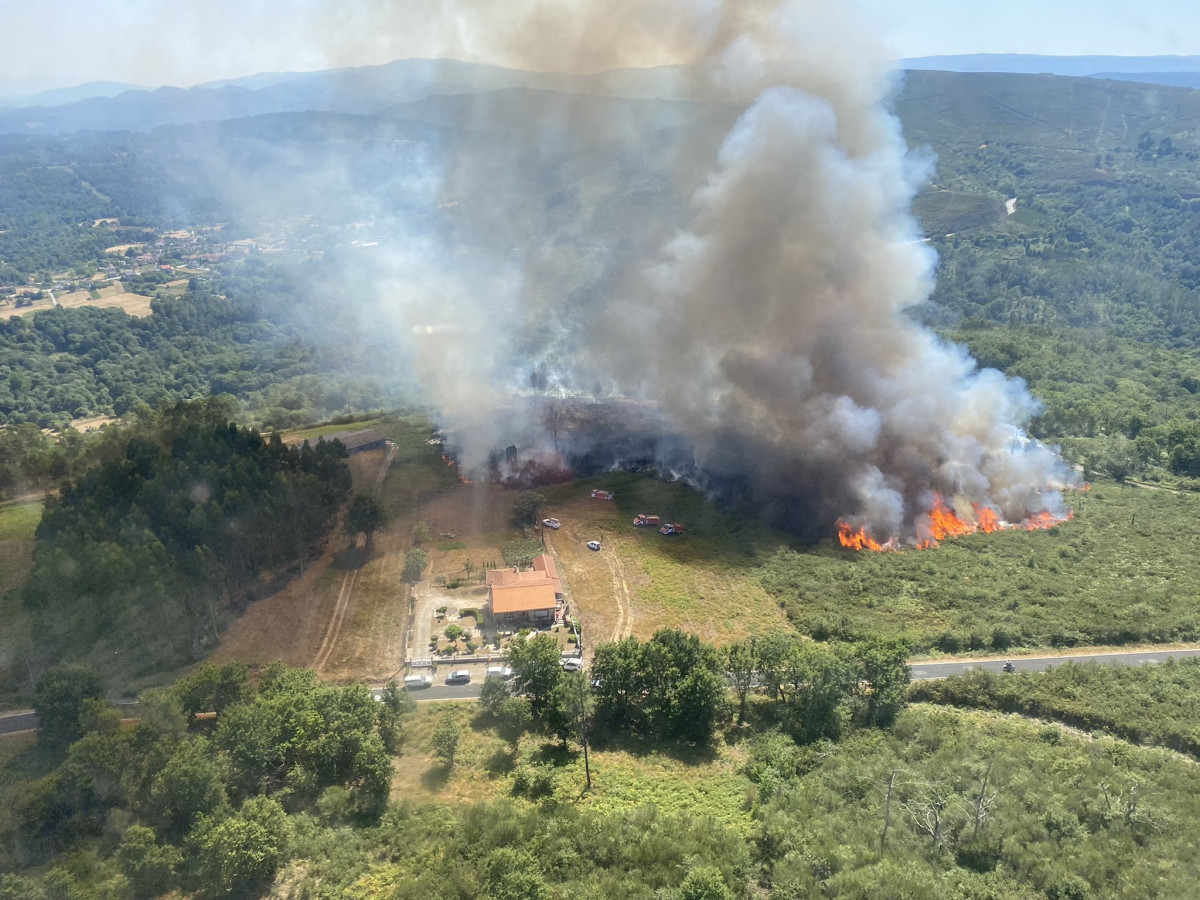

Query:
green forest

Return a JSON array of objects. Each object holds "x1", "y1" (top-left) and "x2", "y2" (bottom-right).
[
  {"x1": 5, "y1": 637, "x2": 1200, "y2": 898},
  {"x1": 20, "y1": 399, "x2": 351, "y2": 675},
  {"x1": 0, "y1": 259, "x2": 409, "y2": 437}
]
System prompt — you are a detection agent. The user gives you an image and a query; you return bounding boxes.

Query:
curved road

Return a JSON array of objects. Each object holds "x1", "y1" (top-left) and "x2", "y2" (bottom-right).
[{"x1": 7, "y1": 649, "x2": 1200, "y2": 736}]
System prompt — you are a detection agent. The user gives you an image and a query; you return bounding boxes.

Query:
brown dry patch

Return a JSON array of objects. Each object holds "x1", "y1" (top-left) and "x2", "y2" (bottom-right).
[
  {"x1": 9, "y1": 283, "x2": 156, "y2": 318},
  {"x1": 208, "y1": 551, "x2": 345, "y2": 673},
  {"x1": 316, "y1": 529, "x2": 410, "y2": 684},
  {"x1": 68, "y1": 414, "x2": 118, "y2": 433},
  {"x1": 209, "y1": 448, "x2": 410, "y2": 680}
]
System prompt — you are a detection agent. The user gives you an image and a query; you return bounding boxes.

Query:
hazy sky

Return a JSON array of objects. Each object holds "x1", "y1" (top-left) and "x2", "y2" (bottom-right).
[{"x1": 0, "y1": 0, "x2": 1197, "y2": 93}]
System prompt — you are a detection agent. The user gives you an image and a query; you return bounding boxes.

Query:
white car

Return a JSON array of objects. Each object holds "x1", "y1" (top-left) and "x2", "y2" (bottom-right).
[
  {"x1": 401, "y1": 675, "x2": 433, "y2": 690},
  {"x1": 561, "y1": 657, "x2": 584, "y2": 672},
  {"x1": 586, "y1": 540, "x2": 601, "y2": 551},
  {"x1": 542, "y1": 518, "x2": 561, "y2": 529},
  {"x1": 486, "y1": 666, "x2": 514, "y2": 680}
]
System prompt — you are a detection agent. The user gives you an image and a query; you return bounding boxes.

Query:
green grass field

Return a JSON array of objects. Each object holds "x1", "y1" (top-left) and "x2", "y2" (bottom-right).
[
  {"x1": 913, "y1": 656, "x2": 1200, "y2": 759},
  {"x1": 0, "y1": 499, "x2": 42, "y2": 542}
]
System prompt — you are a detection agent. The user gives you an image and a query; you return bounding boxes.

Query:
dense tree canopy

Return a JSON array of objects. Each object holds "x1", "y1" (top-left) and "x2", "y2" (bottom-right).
[{"x1": 21, "y1": 399, "x2": 351, "y2": 673}]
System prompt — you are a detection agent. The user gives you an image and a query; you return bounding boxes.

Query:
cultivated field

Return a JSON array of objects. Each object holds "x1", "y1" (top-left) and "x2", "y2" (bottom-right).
[{"x1": 7, "y1": 282, "x2": 156, "y2": 318}]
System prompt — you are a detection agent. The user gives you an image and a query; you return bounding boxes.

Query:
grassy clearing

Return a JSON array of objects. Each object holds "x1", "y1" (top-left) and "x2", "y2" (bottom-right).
[
  {"x1": 0, "y1": 500, "x2": 38, "y2": 707},
  {"x1": 279, "y1": 417, "x2": 386, "y2": 444},
  {"x1": 543, "y1": 473, "x2": 794, "y2": 645},
  {"x1": 0, "y1": 498, "x2": 42, "y2": 542},
  {"x1": 762, "y1": 481, "x2": 1200, "y2": 652},
  {"x1": 391, "y1": 701, "x2": 754, "y2": 832}
]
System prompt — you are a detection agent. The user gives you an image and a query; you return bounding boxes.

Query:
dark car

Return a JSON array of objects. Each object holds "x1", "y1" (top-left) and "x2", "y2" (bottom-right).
[{"x1": 445, "y1": 669, "x2": 472, "y2": 685}]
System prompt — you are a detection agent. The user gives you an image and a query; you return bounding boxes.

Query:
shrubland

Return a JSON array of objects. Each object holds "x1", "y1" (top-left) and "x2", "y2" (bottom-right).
[
  {"x1": 6, "y1": 637, "x2": 1200, "y2": 898},
  {"x1": 912, "y1": 656, "x2": 1200, "y2": 758}
]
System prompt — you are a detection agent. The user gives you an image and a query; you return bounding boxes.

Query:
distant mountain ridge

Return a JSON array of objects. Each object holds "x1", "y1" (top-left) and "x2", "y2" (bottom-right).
[
  {"x1": 902, "y1": 54, "x2": 1200, "y2": 77},
  {"x1": 0, "y1": 58, "x2": 707, "y2": 136},
  {"x1": 0, "y1": 80, "x2": 143, "y2": 112},
  {"x1": 6, "y1": 54, "x2": 1200, "y2": 138},
  {"x1": 902, "y1": 54, "x2": 1200, "y2": 91}
]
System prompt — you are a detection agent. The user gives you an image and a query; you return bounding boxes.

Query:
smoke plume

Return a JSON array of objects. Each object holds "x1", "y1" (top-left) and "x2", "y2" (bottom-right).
[
  {"x1": 109, "y1": 0, "x2": 1069, "y2": 544},
  {"x1": 364, "y1": 0, "x2": 1071, "y2": 543}
]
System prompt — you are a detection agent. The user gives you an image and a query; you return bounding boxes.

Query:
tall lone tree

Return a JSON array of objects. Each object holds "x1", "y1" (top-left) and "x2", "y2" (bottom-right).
[{"x1": 344, "y1": 493, "x2": 388, "y2": 549}]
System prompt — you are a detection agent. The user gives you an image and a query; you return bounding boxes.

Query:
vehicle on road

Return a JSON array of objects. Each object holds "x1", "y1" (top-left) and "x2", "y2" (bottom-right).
[
  {"x1": 586, "y1": 540, "x2": 601, "y2": 551},
  {"x1": 542, "y1": 518, "x2": 561, "y2": 529},
  {"x1": 561, "y1": 657, "x2": 584, "y2": 672},
  {"x1": 402, "y1": 674, "x2": 433, "y2": 689},
  {"x1": 486, "y1": 666, "x2": 514, "y2": 680},
  {"x1": 445, "y1": 670, "x2": 472, "y2": 684}
]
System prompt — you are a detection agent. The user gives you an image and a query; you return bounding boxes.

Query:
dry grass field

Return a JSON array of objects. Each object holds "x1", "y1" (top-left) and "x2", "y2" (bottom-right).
[
  {"x1": 541, "y1": 474, "x2": 793, "y2": 647},
  {"x1": 210, "y1": 446, "x2": 411, "y2": 684},
  {"x1": 8, "y1": 283, "x2": 155, "y2": 318},
  {"x1": 211, "y1": 415, "x2": 466, "y2": 685}
]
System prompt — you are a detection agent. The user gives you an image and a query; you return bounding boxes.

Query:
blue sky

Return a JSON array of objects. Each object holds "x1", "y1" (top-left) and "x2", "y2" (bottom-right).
[{"x1": 0, "y1": 0, "x2": 1197, "y2": 93}]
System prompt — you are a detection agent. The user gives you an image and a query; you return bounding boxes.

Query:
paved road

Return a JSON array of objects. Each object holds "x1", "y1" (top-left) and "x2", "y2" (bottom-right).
[
  {"x1": 8, "y1": 649, "x2": 1200, "y2": 736},
  {"x1": 910, "y1": 648, "x2": 1200, "y2": 680},
  {"x1": 0, "y1": 711, "x2": 37, "y2": 736}
]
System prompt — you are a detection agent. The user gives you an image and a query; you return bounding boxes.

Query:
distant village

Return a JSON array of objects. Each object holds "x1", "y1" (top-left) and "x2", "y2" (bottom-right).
[{"x1": 0, "y1": 216, "x2": 334, "y2": 316}]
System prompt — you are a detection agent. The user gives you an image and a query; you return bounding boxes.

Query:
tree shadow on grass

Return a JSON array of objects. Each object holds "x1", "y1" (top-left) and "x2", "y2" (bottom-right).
[
  {"x1": 332, "y1": 545, "x2": 370, "y2": 571},
  {"x1": 530, "y1": 741, "x2": 575, "y2": 768},
  {"x1": 587, "y1": 728, "x2": 720, "y2": 766},
  {"x1": 485, "y1": 746, "x2": 517, "y2": 778},
  {"x1": 419, "y1": 762, "x2": 452, "y2": 792}
]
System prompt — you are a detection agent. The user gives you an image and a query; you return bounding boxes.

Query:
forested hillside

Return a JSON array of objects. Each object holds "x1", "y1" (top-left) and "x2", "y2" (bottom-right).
[
  {"x1": 0, "y1": 258, "x2": 410, "y2": 436},
  {"x1": 21, "y1": 400, "x2": 351, "y2": 675}
]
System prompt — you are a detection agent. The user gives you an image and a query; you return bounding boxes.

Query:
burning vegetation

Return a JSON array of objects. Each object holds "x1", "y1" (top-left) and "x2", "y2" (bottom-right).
[{"x1": 837, "y1": 493, "x2": 1073, "y2": 552}]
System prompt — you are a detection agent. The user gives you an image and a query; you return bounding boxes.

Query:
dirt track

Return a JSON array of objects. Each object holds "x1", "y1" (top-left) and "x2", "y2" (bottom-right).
[{"x1": 210, "y1": 445, "x2": 409, "y2": 683}]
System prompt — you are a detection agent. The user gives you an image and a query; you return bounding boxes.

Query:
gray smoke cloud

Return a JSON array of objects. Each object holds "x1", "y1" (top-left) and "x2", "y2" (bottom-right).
[
  {"x1": 114, "y1": 0, "x2": 1068, "y2": 543},
  {"x1": 363, "y1": 0, "x2": 1072, "y2": 543}
]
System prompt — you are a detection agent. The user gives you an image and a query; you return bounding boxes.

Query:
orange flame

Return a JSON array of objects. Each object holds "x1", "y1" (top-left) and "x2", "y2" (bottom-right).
[
  {"x1": 838, "y1": 492, "x2": 1070, "y2": 552},
  {"x1": 837, "y1": 522, "x2": 884, "y2": 552},
  {"x1": 976, "y1": 506, "x2": 1001, "y2": 533}
]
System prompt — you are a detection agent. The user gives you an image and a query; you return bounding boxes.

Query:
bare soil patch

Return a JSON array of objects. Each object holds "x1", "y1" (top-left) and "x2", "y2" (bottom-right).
[
  {"x1": 68, "y1": 414, "x2": 118, "y2": 432},
  {"x1": 209, "y1": 447, "x2": 410, "y2": 684}
]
